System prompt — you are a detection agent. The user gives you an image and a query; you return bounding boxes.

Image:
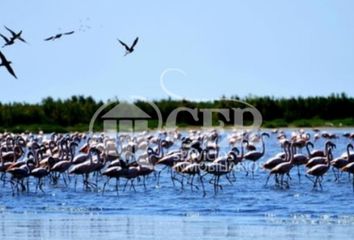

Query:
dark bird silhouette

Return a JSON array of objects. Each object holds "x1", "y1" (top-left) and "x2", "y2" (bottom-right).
[
  {"x1": 0, "y1": 34, "x2": 15, "y2": 48},
  {"x1": 118, "y1": 37, "x2": 139, "y2": 56},
  {"x1": 44, "y1": 31, "x2": 75, "y2": 41},
  {"x1": 4, "y1": 26, "x2": 27, "y2": 43},
  {"x1": 0, "y1": 26, "x2": 27, "y2": 47},
  {"x1": 0, "y1": 51, "x2": 17, "y2": 79}
]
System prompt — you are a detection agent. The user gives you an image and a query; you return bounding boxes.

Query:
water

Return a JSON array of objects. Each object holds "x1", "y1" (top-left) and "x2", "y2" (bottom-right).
[{"x1": 1, "y1": 128, "x2": 354, "y2": 239}]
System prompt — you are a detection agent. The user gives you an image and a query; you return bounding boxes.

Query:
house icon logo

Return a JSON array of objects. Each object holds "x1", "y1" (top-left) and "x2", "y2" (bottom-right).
[
  {"x1": 101, "y1": 102, "x2": 151, "y2": 133},
  {"x1": 88, "y1": 99, "x2": 163, "y2": 135}
]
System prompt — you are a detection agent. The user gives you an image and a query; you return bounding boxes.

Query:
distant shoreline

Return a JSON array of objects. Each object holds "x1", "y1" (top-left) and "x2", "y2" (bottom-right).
[
  {"x1": 1, "y1": 94, "x2": 354, "y2": 133},
  {"x1": 2, "y1": 119, "x2": 354, "y2": 133}
]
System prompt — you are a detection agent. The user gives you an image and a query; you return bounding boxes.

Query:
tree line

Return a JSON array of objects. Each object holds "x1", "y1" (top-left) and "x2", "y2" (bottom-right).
[{"x1": 0, "y1": 93, "x2": 353, "y2": 132}]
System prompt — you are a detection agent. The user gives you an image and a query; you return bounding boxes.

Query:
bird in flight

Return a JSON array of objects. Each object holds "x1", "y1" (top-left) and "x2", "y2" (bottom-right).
[
  {"x1": 0, "y1": 26, "x2": 27, "y2": 47},
  {"x1": 4, "y1": 26, "x2": 27, "y2": 43},
  {"x1": 0, "y1": 34, "x2": 15, "y2": 48},
  {"x1": 118, "y1": 37, "x2": 139, "y2": 56},
  {"x1": 0, "y1": 51, "x2": 17, "y2": 79},
  {"x1": 44, "y1": 31, "x2": 75, "y2": 41}
]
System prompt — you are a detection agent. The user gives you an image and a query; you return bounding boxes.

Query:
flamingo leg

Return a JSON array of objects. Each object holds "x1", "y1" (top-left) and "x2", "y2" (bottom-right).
[
  {"x1": 63, "y1": 174, "x2": 68, "y2": 187},
  {"x1": 199, "y1": 175, "x2": 206, "y2": 197},
  {"x1": 156, "y1": 166, "x2": 167, "y2": 187},
  {"x1": 1, "y1": 173, "x2": 7, "y2": 186},
  {"x1": 231, "y1": 170, "x2": 237, "y2": 182},
  {"x1": 226, "y1": 174, "x2": 233, "y2": 185},
  {"x1": 275, "y1": 174, "x2": 280, "y2": 186},
  {"x1": 102, "y1": 178, "x2": 110, "y2": 195},
  {"x1": 313, "y1": 177, "x2": 318, "y2": 190},
  {"x1": 331, "y1": 167, "x2": 338, "y2": 182},
  {"x1": 305, "y1": 174, "x2": 313, "y2": 183},
  {"x1": 82, "y1": 175, "x2": 86, "y2": 190},
  {"x1": 74, "y1": 176, "x2": 77, "y2": 192},
  {"x1": 123, "y1": 179, "x2": 129, "y2": 191},
  {"x1": 240, "y1": 162, "x2": 249, "y2": 176},
  {"x1": 212, "y1": 176, "x2": 217, "y2": 195},
  {"x1": 96, "y1": 171, "x2": 99, "y2": 186},
  {"x1": 34, "y1": 178, "x2": 40, "y2": 193},
  {"x1": 214, "y1": 176, "x2": 218, "y2": 194},
  {"x1": 115, "y1": 178, "x2": 120, "y2": 196},
  {"x1": 143, "y1": 176, "x2": 147, "y2": 190},
  {"x1": 318, "y1": 178, "x2": 323, "y2": 190},
  {"x1": 190, "y1": 175, "x2": 194, "y2": 192},
  {"x1": 170, "y1": 169, "x2": 175, "y2": 187},
  {"x1": 280, "y1": 174, "x2": 284, "y2": 187},
  {"x1": 39, "y1": 179, "x2": 45, "y2": 193},
  {"x1": 218, "y1": 176, "x2": 223, "y2": 190},
  {"x1": 265, "y1": 173, "x2": 271, "y2": 186},
  {"x1": 10, "y1": 179, "x2": 16, "y2": 195},
  {"x1": 26, "y1": 179, "x2": 29, "y2": 192},
  {"x1": 284, "y1": 173, "x2": 291, "y2": 189},
  {"x1": 65, "y1": 172, "x2": 71, "y2": 183},
  {"x1": 130, "y1": 180, "x2": 136, "y2": 192}
]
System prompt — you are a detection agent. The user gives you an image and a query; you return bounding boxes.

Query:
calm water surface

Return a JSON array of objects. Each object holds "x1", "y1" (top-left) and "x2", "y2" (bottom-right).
[{"x1": 1, "y1": 129, "x2": 354, "y2": 239}]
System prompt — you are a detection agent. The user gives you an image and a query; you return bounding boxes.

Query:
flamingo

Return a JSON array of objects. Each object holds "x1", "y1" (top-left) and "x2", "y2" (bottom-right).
[
  {"x1": 265, "y1": 143, "x2": 295, "y2": 188},
  {"x1": 121, "y1": 167, "x2": 140, "y2": 192},
  {"x1": 30, "y1": 150, "x2": 52, "y2": 193},
  {"x1": 51, "y1": 142, "x2": 78, "y2": 185},
  {"x1": 181, "y1": 162, "x2": 206, "y2": 196},
  {"x1": 263, "y1": 140, "x2": 290, "y2": 171},
  {"x1": 7, "y1": 159, "x2": 34, "y2": 195},
  {"x1": 292, "y1": 148, "x2": 309, "y2": 182},
  {"x1": 306, "y1": 141, "x2": 336, "y2": 168},
  {"x1": 172, "y1": 148, "x2": 207, "y2": 190},
  {"x1": 306, "y1": 148, "x2": 334, "y2": 190},
  {"x1": 102, "y1": 165, "x2": 124, "y2": 195},
  {"x1": 341, "y1": 162, "x2": 354, "y2": 191},
  {"x1": 331, "y1": 143, "x2": 353, "y2": 181},
  {"x1": 201, "y1": 151, "x2": 238, "y2": 194},
  {"x1": 69, "y1": 148, "x2": 97, "y2": 191},
  {"x1": 243, "y1": 132, "x2": 270, "y2": 177},
  {"x1": 305, "y1": 141, "x2": 327, "y2": 158},
  {"x1": 136, "y1": 163, "x2": 155, "y2": 190}
]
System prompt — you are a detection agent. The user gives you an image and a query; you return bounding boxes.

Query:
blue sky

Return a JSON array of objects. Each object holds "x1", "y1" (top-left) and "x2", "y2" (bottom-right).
[{"x1": 0, "y1": 0, "x2": 354, "y2": 103}]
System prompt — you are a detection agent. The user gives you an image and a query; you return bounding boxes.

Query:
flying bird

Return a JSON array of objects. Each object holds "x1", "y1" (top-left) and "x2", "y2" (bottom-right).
[
  {"x1": 0, "y1": 51, "x2": 17, "y2": 79},
  {"x1": 4, "y1": 26, "x2": 27, "y2": 43},
  {"x1": 44, "y1": 31, "x2": 75, "y2": 41},
  {"x1": 118, "y1": 37, "x2": 139, "y2": 56},
  {"x1": 0, "y1": 34, "x2": 15, "y2": 48}
]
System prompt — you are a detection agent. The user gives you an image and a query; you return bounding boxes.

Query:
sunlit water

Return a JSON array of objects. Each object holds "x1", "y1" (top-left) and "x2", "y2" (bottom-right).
[{"x1": 1, "y1": 128, "x2": 354, "y2": 239}]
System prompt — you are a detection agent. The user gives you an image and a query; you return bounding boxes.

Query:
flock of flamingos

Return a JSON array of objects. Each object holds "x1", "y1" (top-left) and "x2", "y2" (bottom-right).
[{"x1": 1, "y1": 129, "x2": 354, "y2": 196}]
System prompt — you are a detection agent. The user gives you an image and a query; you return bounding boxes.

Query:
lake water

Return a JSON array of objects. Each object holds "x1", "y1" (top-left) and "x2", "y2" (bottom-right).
[{"x1": 1, "y1": 129, "x2": 354, "y2": 239}]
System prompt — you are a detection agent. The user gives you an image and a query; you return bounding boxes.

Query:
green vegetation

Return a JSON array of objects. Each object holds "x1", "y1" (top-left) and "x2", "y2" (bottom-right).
[{"x1": 0, "y1": 93, "x2": 354, "y2": 132}]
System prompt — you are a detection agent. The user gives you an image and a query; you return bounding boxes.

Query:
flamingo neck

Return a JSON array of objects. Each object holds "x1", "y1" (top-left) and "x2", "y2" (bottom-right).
[
  {"x1": 0, "y1": 149, "x2": 3, "y2": 166},
  {"x1": 289, "y1": 145, "x2": 295, "y2": 164},
  {"x1": 261, "y1": 136, "x2": 266, "y2": 155},
  {"x1": 305, "y1": 142, "x2": 312, "y2": 157},
  {"x1": 347, "y1": 145, "x2": 352, "y2": 159},
  {"x1": 240, "y1": 143, "x2": 244, "y2": 159}
]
